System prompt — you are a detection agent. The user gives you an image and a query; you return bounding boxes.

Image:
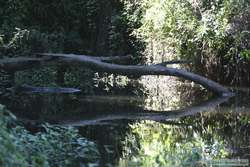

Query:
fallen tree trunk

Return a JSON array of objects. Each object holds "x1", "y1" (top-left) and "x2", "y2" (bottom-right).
[
  {"x1": 37, "y1": 53, "x2": 231, "y2": 96},
  {"x1": 0, "y1": 53, "x2": 232, "y2": 95},
  {"x1": 0, "y1": 55, "x2": 133, "y2": 71}
]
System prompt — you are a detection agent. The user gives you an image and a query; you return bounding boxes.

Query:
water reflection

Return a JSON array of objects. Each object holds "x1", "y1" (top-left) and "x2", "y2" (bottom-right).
[
  {"x1": 80, "y1": 88, "x2": 249, "y2": 167},
  {"x1": 0, "y1": 74, "x2": 249, "y2": 166},
  {"x1": 119, "y1": 107, "x2": 249, "y2": 166},
  {"x1": 58, "y1": 95, "x2": 231, "y2": 126},
  {"x1": 139, "y1": 75, "x2": 211, "y2": 111}
]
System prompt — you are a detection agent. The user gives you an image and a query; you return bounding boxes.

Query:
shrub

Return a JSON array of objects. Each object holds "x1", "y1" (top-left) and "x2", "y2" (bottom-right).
[
  {"x1": 126, "y1": 0, "x2": 250, "y2": 84},
  {"x1": 0, "y1": 104, "x2": 100, "y2": 167}
]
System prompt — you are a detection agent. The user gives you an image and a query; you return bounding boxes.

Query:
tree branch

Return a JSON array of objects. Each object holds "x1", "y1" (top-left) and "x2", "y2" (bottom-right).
[
  {"x1": 0, "y1": 53, "x2": 232, "y2": 96},
  {"x1": 37, "y1": 53, "x2": 231, "y2": 96}
]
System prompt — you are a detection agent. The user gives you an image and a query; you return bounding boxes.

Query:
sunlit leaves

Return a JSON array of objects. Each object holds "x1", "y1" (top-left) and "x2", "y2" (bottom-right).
[
  {"x1": 0, "y1": 105, "x2": 100, "y2": 167},
  {"x1": 125, "y1": 0, "x2": 250, "y2": 84},
  {"x1": 240, "y1": 50, "x2": 250, "y2": 60}
]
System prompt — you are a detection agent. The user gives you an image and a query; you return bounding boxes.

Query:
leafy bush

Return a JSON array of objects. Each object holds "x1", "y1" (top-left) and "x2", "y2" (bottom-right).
[
  {"x1": 126, "y1": 0, "x2": 250, "y2": 84},
  {"x1": 0, "y1": 0, "x2": 143, "y2": 56},
  {"x1": 0, "y1": 104, "x2": 100, "y2": 167}
]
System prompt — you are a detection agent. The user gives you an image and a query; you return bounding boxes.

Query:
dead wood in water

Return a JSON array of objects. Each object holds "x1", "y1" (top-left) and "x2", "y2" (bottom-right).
[
  {"x1": 0, "y1": 53, "x2": 232, "y2": 95},
  {"x1": 37, "y1": 53, "x2": 231, "y2": 96}
]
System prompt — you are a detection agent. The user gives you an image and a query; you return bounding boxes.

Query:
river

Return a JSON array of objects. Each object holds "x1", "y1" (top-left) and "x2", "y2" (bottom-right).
[{"x1": 1, "y1": 75, "x2": 249, "y2": 166}]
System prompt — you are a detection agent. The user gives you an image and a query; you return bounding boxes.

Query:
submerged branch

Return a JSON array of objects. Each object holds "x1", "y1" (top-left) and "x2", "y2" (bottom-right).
[{"x1": 0, "y1": 53, "x2": 232, "y2": 95}]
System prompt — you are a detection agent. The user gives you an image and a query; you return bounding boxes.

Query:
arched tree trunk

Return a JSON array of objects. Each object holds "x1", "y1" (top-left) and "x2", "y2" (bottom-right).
[
  {"x1": 38, "y1": 53, "x2": 232, "y2": 96},
  {"x1": 0, "y1": 53, "x2": 232, "y2": 96}
]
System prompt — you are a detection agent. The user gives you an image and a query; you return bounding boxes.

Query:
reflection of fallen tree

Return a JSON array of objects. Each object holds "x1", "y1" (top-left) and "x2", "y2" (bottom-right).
[
  {"x1": 79, "y1": 95, "x2": 144, "y2": 105},
  {"x1": 58, "y1": 95, "x2": 233, "y2": 126},
  {"x1": 0, "y1": 53, "x2": 231, "y2": 95}
]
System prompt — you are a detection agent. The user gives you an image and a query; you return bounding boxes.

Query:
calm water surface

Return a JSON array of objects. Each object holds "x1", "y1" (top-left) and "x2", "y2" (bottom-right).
[{"x1": 1, "y1": 79, "x2": 249, "y2": 167}]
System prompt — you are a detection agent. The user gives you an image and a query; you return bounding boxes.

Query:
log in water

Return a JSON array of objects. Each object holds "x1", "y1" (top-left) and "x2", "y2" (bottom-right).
[{"x1": 11, "y1": 84, "x2": 81, "y2": 94}]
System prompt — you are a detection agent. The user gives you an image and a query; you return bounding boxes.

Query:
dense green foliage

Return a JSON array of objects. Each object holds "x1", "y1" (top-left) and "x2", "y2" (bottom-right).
[
  {"x1": 0, "y1": 0, "x2": 144, "y2": 92},
  {"x1": 0, "y1": 0, "x2": 249, "y2": 86},
  {"x1": 0, "y1": 1, "x2": 250, "y2": 166},
  {"x1": 125, "y1": 0, "x2": 250, "y2": 85},
  {"x1": 1, "y1": 0, "x2": 249, "y2": 87},
  {"x1": 0, "y1": 0, "x2": 142, "y2": 56},
  {"x1": 0, "y1": 104, "x2": 99, "y2": 167}
]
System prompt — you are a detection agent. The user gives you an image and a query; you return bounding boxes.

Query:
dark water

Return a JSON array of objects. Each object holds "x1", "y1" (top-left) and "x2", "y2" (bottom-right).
[{"x1": 1, "y1": 79, "x2": 250, "y2": 167}]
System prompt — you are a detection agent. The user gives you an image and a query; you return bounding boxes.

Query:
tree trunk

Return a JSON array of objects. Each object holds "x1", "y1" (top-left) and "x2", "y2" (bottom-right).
[
  {"x1": 38, "y1": 53, "x2": 232, "y2": 96},
  {"x1": 0, "y1": 53, "x2": 232, "y2": 96}
]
